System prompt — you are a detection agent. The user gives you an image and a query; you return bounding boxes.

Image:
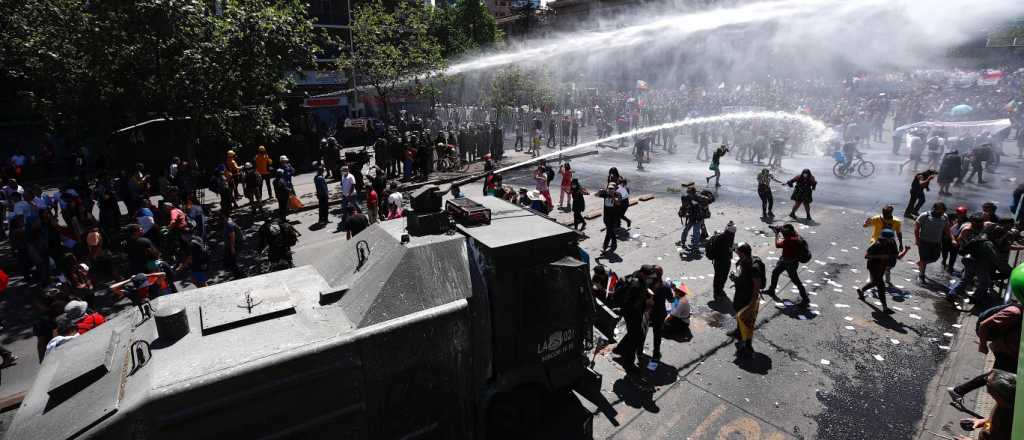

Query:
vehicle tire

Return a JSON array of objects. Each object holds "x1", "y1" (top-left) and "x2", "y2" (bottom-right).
[
  {"x1": 857, "y1": 160, "x2": 876, "y2": 178},
  {"x1": 832, "y1": 162, "x2": 847, "y2": 178}
]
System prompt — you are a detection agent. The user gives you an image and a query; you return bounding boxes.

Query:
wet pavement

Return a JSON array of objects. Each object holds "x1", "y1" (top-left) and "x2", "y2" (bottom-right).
[{"x1": 500, "y1": 134, "x2": 1020, "y2": 439}]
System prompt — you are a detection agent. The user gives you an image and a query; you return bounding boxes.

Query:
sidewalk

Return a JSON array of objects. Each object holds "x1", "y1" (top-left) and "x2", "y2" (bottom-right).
[{"x1": 915, "y1": 311, "x2": 994, "y2": 440}]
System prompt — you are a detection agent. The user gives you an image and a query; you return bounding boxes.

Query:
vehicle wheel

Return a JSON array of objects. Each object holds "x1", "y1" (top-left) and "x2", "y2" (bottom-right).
[
  {"x1": 857, "y1": 160, "x2": 876, "y2": 177},
  {"x1": 832, "y1": 162, "x2": 846, "y2": 178}
]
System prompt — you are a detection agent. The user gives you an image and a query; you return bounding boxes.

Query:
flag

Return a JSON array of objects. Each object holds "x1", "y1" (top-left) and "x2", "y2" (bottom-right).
[
  {"x1": 607, "y1": 272, "x2": 619, "y2": 294},
  {"x1": 978, "y1": 70, "x2": 1004, "y2": 86},
  {"x1": 736, "y1": 299, "x2": 760, "y2": 341}
]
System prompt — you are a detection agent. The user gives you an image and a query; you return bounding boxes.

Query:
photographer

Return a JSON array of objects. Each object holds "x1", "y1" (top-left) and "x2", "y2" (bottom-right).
[
  {"x1": 762, "y1": 224, "x2": 810, "y2": 309},
  {"x1": 677, "y1": 184, "x2": 712, "y2": 252}
]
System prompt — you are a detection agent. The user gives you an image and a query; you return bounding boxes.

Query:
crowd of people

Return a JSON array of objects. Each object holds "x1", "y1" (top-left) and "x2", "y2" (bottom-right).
[{"x1": 3, "y1": 66, "x2": 1024, "y2": 438}]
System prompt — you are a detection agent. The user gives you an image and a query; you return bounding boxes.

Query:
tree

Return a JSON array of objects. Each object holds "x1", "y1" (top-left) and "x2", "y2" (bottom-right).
[
  {"x1": 429, "y1": 0, "x2": 502, "y2": 60},
  {"x1": 0, "y1": 0, "x2": 322, "y2": 153},
  {"x1": 489, "y1": 66, "x2": 555, "y2": 113},
  {"x1": 346, "y1": 0, "x2": 445, "y2": 122}
]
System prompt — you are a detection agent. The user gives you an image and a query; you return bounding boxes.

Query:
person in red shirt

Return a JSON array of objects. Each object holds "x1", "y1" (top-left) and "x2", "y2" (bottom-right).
[
  {"x1": 366, "y1": 185, "x2": 379, "y2": 224},
  {"x1": 762, "y1": 224, "x2": 809, "y2": 308}
]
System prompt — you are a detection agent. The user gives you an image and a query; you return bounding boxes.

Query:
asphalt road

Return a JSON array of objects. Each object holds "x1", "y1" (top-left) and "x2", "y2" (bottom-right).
[{"x1": 496, "y1": 135, "x2": 1020, "y2": 439}]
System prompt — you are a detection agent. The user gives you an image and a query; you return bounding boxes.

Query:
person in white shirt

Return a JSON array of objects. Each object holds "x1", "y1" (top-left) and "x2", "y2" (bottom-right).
[
  {"x1": 339, "y1": 166, "x2": 357, "y2": 221},
  {"x1": 45, "y1": 317, "x2": 80, "y2": 355}
]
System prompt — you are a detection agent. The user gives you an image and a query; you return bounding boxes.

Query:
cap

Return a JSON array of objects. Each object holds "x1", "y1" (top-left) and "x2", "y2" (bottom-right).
[
  {"x1": 279, "y1": 155, "x2": 289, "y2": 162},
  {"x1": 64, "y1": 300, "x2": 88, "y2": 320},
  {"x1": 243, "y1": 162, "x2": 253, "y2": 169},
  {"x1": 227, "y1": 150, "x2": 236, "y2": 157},
  {"x1": 258, "y1": 145, "x2": 266, "y2": 152},
  {"x1": 131, "y1": 273, "x2": 151, "y2": 288},
  {"x1": 726, "y1": 221, "x2": 737, "y2": 233},
  {"x1": 527, "y1": 190, "x2": 543, "y2": 201},
  {"x1": 956, "y1": 206, "x2": 968, "y2": 215}
]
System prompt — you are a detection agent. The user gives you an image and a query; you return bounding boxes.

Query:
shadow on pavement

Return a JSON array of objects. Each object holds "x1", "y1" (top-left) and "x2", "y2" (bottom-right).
[{"x1": 734, "y1": 351, "x2": 773, "y2": 375}]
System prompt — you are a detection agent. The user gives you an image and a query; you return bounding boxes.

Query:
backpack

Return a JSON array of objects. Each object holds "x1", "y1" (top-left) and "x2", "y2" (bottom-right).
[
  {"x1": 610, "y1": 274, "x2": 643, "y2": 310},
  {"x1": 797, "y1": 237, "x2": 812, "y2": 263},
  {"x1": 976, "y1": 304, "x2": 1021, "y2": 337},
  {"x1": 545, "y1": 166, "x2": 555, "y2": 184},
  {"x1": 704, "y1": 233, "x2": 720, "y2": 260}
]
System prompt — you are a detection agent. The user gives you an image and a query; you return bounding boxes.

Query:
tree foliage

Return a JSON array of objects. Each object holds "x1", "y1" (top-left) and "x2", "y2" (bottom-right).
[
  {"x1": 429, "y1": 0, "x2": 502, "y2": 59},
  {"x1": 346, "y1": 0, "x2": 445, "y2": 121},
  {"x1": 0, "y1": 0, "x2": 321, "y2": 148},
  {"x1": 489, "y1": 66, "x2": 555, "y2": 111}
]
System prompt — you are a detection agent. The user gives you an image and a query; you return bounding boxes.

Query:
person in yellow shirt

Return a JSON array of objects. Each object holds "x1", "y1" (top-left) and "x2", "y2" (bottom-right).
[
  {"x1": 254, "y1": 146, "x2": 273, "y2": 199},
  {"x1": 225, "y1": 150, "x2": 241, "y2": 206},
  {"x1": 863, "y1": 205, "x2": 905, "y2": 286}
]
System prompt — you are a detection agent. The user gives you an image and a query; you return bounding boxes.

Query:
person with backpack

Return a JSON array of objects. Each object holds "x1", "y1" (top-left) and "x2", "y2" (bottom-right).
[
  {"x1": 864, "y1": 205, "x2": 905, "y2": 286},
  {"x1": 947, "y1": 301, "x2": 1020, "y2": 407},
  {"x1": 678, "y1": 184, "x2": 711, "y2": 252},
  {"x1": 948, "y1": 214, "x2": 997, "y2": 305},
  {"x1": 176, "y1": 227, "x2": 209, "y2": 287},
  {"x1": 708, "y1": 221, "x2": 737, "y2": 302},
  {"x1": 730, "y1": 242, "x2": 766, "y2": 357},
  {"x1": 762, "y1": 224, "x2": 810, "y2": 309},
  {"x1": 856, "y1": 228, "x2": 908, "y2": 314},
  {"x1": 258, "y1": 218, "x2": 299, "y2": 270},
  {"x1": 610, "y1": 268, "x2": 652, "y2": 375}
]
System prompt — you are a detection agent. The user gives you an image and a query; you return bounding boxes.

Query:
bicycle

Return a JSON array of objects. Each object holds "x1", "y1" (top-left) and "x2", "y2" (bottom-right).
[
  {"x1": 832, "y1": 152, "x2": 875, "y2": 178},
  {"x1": 435, "y1": 147, "x2": 470, "y2": 172}
]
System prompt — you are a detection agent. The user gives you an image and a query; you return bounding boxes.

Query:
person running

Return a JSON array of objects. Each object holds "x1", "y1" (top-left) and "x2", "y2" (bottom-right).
[
  {"x1": 570, "y1": 179, "x2": 589, "y2": 231},
  {"x1": 786, "y1": 169, "x2": 817, "y2": 221},
  {"x1": 856, "y1": 228, "x2": 907, "y2": 313},
  {"x1": 558, "y1": 162, "x2": 573, "y2": 211},
  {"x1": 706, "y1": 144, "x2": 729, "y2": 187},
  {"x1": 863, "y1": 205, "x2": 905, "y2": 285},
  {"x1": 762, "y1": 224, "x2": 809, "y2": 308},
  {"x1": 756, "y1": 168, "x2": 784, "y2": 219},
  {"x1": 915, "y1": 202, "x2": 950, "y2": 284},
  {"x1": 904, "y1": 169, "x2": 937, "y2": 219},
  {"x1": 730, "y1": 242, "x2": 766, "y2": 358}
]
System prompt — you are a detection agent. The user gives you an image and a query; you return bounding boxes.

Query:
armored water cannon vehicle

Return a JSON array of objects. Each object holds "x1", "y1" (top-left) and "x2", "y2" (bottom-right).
[{"x1": 7, "y1": 195, "x2": 600, "y2": 439}]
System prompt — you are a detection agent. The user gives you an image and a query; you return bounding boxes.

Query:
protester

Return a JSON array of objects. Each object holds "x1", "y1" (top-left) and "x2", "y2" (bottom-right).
[
  {"x1": 314, "y1": 165, "x2": 329, "y2": 225},
  {"x1": 786, "y1": 169, "x2": 817, "y2": 221},
  {"x1": 730, "y1": 242, "x2": 766, "y2": 357},
  {"x1": 344, "y1": 206, "x2": 369, "y2": 239},
  {"x1": 599, "y1": 183, "x2": 622, "y2": 255},
  {"x1": 762, "y1": 224, "x2": 810, "y2": 308},
  {"x1": 272, "y1": 169, "x2": 290, "y2": 221},
  {"x1": 756, "y1": 168, "x2": 783, "y2": 219},
  {"x1": 914, "y1": 202, "x2": 949, "y2": 283},
  {"x1": 904, "y1": 169, "x2": 937, "y2": 219},
  {"x1": 706, "y1": 144, "x2": 729, "y2": 187},
  {"x1": 948, "y1": 302, "x2": 1019, "y2": 407},
  {"x1": 707, "y1": 221, "x2": 737, "y2": 302},
  {"x1": 558, "y1": 162, "x2": 573, "y2": 211},
  {"x1": 856, "y1": 229, "x2": 906, "y2": 313},
  {"x1": 570, "y1": 179, "x2": 589, "y2": 231}
]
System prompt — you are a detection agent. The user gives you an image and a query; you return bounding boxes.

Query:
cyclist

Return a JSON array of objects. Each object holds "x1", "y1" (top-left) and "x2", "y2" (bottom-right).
[{"x1": 840, "y1": 138, "x2": 861, "y2": 172}]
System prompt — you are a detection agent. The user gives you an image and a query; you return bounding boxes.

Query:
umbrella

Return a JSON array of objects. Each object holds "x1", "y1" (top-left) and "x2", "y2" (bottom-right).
[{"x1": 950, "y1": 104, "x2": 973, "y2": 116}]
